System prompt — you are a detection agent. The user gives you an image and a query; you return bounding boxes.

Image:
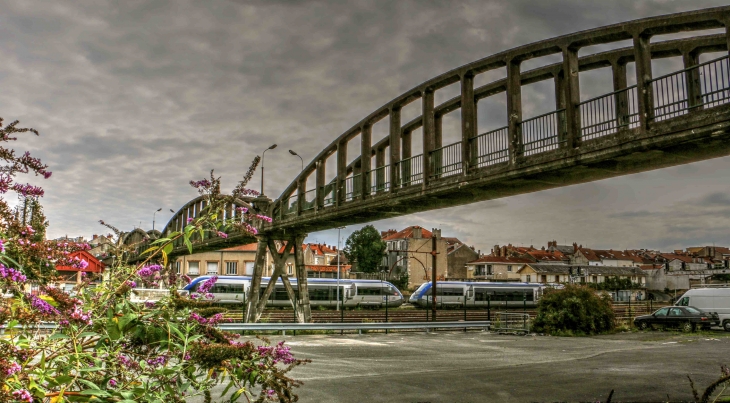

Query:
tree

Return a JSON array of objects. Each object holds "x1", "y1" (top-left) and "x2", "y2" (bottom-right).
[
  {"x1": 532, "y1": 285, "x2": 615, "y2": 336},
  {"x1": 343, "y1": 225, "x2": 386, "y2": 273}
]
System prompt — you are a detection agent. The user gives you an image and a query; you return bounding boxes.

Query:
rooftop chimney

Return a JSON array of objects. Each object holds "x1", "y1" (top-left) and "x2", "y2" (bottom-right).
[{"x1": 413, "y1": 226, "x2": 422, "y2": 239}]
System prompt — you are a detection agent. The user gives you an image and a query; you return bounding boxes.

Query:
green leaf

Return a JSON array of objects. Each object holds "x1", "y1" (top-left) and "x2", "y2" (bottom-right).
[
  {"x1": 79, "y1": 389, "x2": 111, "y2": 397},
  {"x1": 141, "y1": 246, "x2": 159, "y2": 256},
  {"x1": 150, "y1": 237, "x2": 171, "y2": 245},
  {"x1": 77, "y1": 378, "x2": 101, "y2": 390},
  {"x1": 184, "y1": 237, "x2": 193, "y2": 254},
  {"x1": 79, "y1": 366, "x2": 104, "y2": 372},
  {"x1": 230, "y1": 388, "x2": 247, "y2": 402},
  {"x1": 162, "y1": 242, "x2": 173, "y2": 256}
]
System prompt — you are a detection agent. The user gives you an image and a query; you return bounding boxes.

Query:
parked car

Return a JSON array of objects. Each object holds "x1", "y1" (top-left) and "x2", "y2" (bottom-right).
[
  {"x1": 633, "y1": 306, "x2": 719, "y2": 331},
  {"x1": 675, "y1": 288, "x2": 730, "y2": 331}
]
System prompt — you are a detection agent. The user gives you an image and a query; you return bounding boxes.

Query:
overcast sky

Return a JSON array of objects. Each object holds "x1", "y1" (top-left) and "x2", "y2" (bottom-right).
[{"x1": 2, "y1": 0, "x2": 730, "y2": 254}]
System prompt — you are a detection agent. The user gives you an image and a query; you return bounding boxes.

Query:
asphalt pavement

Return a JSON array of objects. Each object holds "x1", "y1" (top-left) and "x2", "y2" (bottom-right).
[{"x1": 188, "y1": 330, "x2": 730, "y2": 402}]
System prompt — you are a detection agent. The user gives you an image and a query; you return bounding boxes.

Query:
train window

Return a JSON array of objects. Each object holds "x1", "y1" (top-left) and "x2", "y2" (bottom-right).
[
  {"x1": 309, "y1": 287, "x2": 330, "y2": 301},
  {"x1": 436, "y1": 287, "x2": 463, "y2": 296},
  {"x1": 357, "y1": 287, "x2": 381, "y2": 296},
  {"x1": 381, "y1": 285, "x2": 398, "y2": 295}
]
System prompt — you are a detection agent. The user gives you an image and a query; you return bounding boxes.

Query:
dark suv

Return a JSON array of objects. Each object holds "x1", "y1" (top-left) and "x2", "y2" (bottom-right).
[{"x1": 633, "y1": 306, "x2": 719, "y2": 331}]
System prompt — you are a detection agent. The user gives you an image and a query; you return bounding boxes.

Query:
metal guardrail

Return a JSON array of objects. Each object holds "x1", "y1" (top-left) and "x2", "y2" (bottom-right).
[
  {"x1": 218, "y1": 321, "x2": 491, "y2": 335},
  {"x1": 2, "y1": 321, "x2": 492, "y2": 336}
]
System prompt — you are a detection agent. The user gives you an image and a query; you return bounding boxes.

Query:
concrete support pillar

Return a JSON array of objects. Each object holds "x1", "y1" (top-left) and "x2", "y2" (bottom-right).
[
  {"x1": 315, "y1": 159, "x2": 325, "y2": 211},
  {"x1": 562, "y1": 46, "x2": 581, "y2": 148},
  {"x1": 389, "y1": 107, "x2": 401, "y2": 191},
  {"x1": 422, "y1": 88, "x2": 436, "y2": 186},
  {"x1": 296, "y1": 177, "x2": 305, "y2": 215},
  {"x1": 554, "y1": 71, "x2": 567, "y2": 144},
  {"x1": 360, "y1": 123, "x2": 372, "y2": 198},
  {"x1": 293, "y1": 233, "x2": 312, "y2": 323},
  {"x1": 461, "y1": 72, "x2": 477, "y2": 172},
  {"x1": 633, "y1": 32, "x2": 654, "y2": 131},
  {"x1": 683, "y1": 50, "x2": 703, "y2": 110},
  {"x1": 506, "y1": 58, "x2": 523, "y2": 164},
  {"x1": 612, "y1": 60, "x2": 630, "y2": 128},
  {"x1": 246, "y1": 235, "x2": 269, "y2": 322},
  {"x1": 336, "y1": 140, "x2": 347, "y2": 205}
]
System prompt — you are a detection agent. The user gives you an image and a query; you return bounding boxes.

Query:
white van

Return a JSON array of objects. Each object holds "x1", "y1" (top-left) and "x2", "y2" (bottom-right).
[{"x1": 676, "y1": 288, "x2": 730, "y2": 331}]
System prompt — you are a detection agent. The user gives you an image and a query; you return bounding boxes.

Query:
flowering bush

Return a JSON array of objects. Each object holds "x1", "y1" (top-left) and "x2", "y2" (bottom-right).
[{"x1": 0, "y1": 118, "x2": 306, "y2": 402}]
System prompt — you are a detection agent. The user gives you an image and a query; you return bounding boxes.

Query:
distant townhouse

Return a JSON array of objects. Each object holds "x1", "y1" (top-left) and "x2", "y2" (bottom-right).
[
  {"x1": 381, "y1": 226, "x2": 448, "y2": 290},
  {"x1": 464, "y1": 255, "x2": 532, "y2": 281},
  {"x1": 659, "y1": 253, "x2": 707, "y2": 271},
  {"x1": 445, "y1": 240, "x2": 480, "y2": 280},
  {"x1": 517, "y1": 264, "x2": 647, "y2": 300},
  {"x1": 573, "y1": 248, "x2": 637, "y2": 267}
]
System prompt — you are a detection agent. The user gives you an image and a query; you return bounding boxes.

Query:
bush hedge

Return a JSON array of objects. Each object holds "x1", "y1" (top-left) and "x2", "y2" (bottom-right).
[{"x1": 532, "y1": 285, "x2": 615, "y2": 336}]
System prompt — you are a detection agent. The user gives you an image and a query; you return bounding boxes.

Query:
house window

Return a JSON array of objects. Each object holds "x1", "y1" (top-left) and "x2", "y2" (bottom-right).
[
  {"x1": 287, "y1": 264, "x2": 293, "y2": 275},
  {"x1": 487, "y1": 265, "x2": 493, "y2": 275},
  {"x1": 526, "y1": 275, "x2": 531, "y2": 282},
  {"x1": 206, "y1": 261, "x2": 219, "y2": 275},
  {"x1": 592, "y1": 275, "x2": 598, "y2": 283},
  {"x1": 174, "y1": 261, "x2": 181, "y2": 274},
  {"x1": 555, "y1": 275, "x2": 560, "y2": 282},
  {"x1": 475, "y1": 265, "x2": 485, "y2": 276},
  {"x1": 188, "y1": 261, "x2": 200, "y2": 275},
  {"x1": 507, "y1": 265, "x2": 512, "y2": 272},
  {"x1": 225, "y1": 261, "x2": 237, "y2": 275},
  {"x1": 245, "y1": 261, "x2": 255, "y2": 275}
]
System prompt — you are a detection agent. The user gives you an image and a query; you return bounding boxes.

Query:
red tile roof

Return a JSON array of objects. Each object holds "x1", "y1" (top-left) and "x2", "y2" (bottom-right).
[
  {"x1": 660, "y1": 253, "x2": 694, "y2": 263},
  {"x1": 306, "y1": 265, "x2": 352, "y2": 273},
  {"x1": 467, "y1": 256, "x2": 533, "y2": 264},
  {"x1": 526, "y1": 250, "x2": 566, "y2": 262},
  {"x1": 382, "y1": 226, "x2": 433, "y2": 241}
]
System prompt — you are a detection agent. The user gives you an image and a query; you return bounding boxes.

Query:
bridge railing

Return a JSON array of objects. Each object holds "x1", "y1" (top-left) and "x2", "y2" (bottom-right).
[
  {"x1": 344, "y1": 174, "x2": 362, "y2": 201},
  {"x1": 370, "y1": 165, "x2": 390, "y2": 194},
  {"x1": 395, "y1": 154, "x2": 423, "y2": 187},
  {"x1": 520, "y1": 109, "x2": 566, "y2": 156},
  {"x1": 430, "y1": 141, "x2": 462, "y2": 179},
  {"x1": 579, "y1": 86, "x2": 639, "y2": 140},
  {"x1": 302, "y1": 189, "x2": 316, "y2": 212},
  {"x1": 698, "y1": 55, "x2": 730, "y2": 109},
  {"x1": 470, "y1": 126, "x2": 509, "y2": 168},
  {"x1": 322, "y1": 180, "x2": 336, "y2": 207}
]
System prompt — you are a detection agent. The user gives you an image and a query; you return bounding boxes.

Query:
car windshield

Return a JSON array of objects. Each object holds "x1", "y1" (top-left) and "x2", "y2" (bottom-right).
[{"x1": 684, "y1": 306, "x2": 702, "y2": 314}]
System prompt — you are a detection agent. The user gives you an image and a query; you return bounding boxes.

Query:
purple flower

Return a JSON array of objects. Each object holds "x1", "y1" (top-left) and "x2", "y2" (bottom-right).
[
  {"x1": 146, "y1": 355, "x2": 168, "y2": 367},
  {"x1": 125, "y1": 280, "x2": 137, "y2": 288},
  {"x1": 30, "y1": 296, "x2": 60, "y2": 315},
  {"x1": 108, "y1": 379, "x2": 117, "y2": 387},
  {"x1": 196, "y1": 276, "x2": 218, "y2": 294},
  {"x1": 144, "y1": 301, "x2": 156, "y2": 309},
  {"x1": 6, "y1": 362, "x2": 21, "y2": 376},
  {"x1": 0, "y1": 239, "x2": 5, "y2": 253},
  {"x1": 186, "y1": 217, "x2": 194, "y2": 224},
  {"x1": 12, "y1": 389, "x2": 32, "y2": 402},
  {"x1": 266, "y1": 389, "x2": 276, "y2": 398},
  {"x1": 11, "y1": 183, "x2": 44, "y2": 198},
  {"x1": 0, "y1": 264, "x2": 26, "y2": 283},
  {"x1": 217, "y1": 231, "x2": 228, "y2": 239}
]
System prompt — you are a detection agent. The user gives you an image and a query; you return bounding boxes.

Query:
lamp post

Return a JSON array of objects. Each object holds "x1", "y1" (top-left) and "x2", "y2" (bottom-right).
[
  {"x1": 288, "y1": 150, "x2": 304, "y2": 172},
  {"x1": 336, "y1": 226, "x2": 345, "y2": 311},
  {"x1": 152, "y1": 208, "x2": 162, "y2": 231},
  {"x1": 260, "y1": 144, "x2": 278, "y2": 195}
]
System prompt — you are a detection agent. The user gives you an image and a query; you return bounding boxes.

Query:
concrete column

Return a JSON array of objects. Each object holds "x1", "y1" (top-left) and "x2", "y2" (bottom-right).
[
  {"x1": 422, "y1": 88, "x2": 435, "y2": 187},
  {"x1": 376, "y1": 146, "x2": 386, "y2": 193},
  {"x1": 360, "y1": 123, "x2": 372, "y2": 198},
  {"x1": 506, "y1": 58, "x2": 523, "y2": 164},
  {"x1": 246, "y1": 235, "x2": 269, "y2": 322},
  {"x1": 554, "y1": 71, "x2": 567, "y2": 143},
  {"x1": 293, "y1": 233, "x2": 312, "y2": 322},
  {"x1": 633, "y1": 32, "x2": 654, "y2": 130},
  {"x1": 388, "y1": 107, "x2": 401, "y2": 192},
  {"x1": 336, "y1": 140, "x2": 347, "y2": 205},
  {"x1": 315, "y1": 159, "x2": 325, "y2": 211},
  {"x1": 296, "y1": 177, "x2": 305, "y2": 215},
  {"x1": 612, "y1": 60, "x2": 630, "y2": 128},
  {"x1": 401, "y1": 128, "x2": 412, "y2": 186},
  {"x1": 683, "y1": 50, "x2": 702, "y2": 110},
  {"x1": 461, "y1": 72, "x2": 477, "y2": 172},
  {"x1": 433, "y1": 113, "x2": 443, "y2": 179},
  {"x1": 562, "y1": 46, "x2": 581, "y2": 148}
]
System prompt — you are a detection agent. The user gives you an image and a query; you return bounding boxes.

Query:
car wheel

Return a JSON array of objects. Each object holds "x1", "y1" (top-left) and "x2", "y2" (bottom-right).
[
  {"x1": 681, "y1": 322, "x2": 695, "y2": 333},
  {"x1": 637, "y1": 321, "x2": 649, "y2": 330},
  {"x1": 724, "y1": 321, "x2": 730, "y2": 332}
]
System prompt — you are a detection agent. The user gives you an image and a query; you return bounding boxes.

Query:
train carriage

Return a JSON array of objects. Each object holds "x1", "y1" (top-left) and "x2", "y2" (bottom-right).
[
  {"x1": 180, "y1": 276, "x2": 404, "y2": 308},
  {"x1": 409, "y1": 281, "x2": 550, "y2": 308}
]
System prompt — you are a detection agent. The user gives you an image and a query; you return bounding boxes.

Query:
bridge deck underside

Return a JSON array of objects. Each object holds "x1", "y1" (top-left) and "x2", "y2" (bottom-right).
[{"x1": 268, "y1": 105, "x2": 730, "y2": 237}]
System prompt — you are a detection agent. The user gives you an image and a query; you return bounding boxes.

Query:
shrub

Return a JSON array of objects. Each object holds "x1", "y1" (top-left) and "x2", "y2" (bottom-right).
[{"x1": 532, "y1": 285, "x2": 615, "y2": 336}]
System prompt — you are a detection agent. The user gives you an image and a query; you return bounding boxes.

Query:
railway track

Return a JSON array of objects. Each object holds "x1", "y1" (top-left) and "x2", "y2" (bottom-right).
[{"x1": 221, "y1": 303, "x2": 671, "y2": 324}]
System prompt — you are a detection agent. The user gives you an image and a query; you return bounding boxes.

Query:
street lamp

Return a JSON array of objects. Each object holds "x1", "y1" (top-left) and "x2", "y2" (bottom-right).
[
  {"x1": 288, "y1": 150, "x2": 304, "y2": 172},
  {"x1": 336, "y1": 226, "x2": 346, "y2": 311},
  {"x1": 260, "y1": 144, "x2": 278, "y2": 195},
  {"x1": 152, "y1": 208, "x2": 162, "y2": 231}
]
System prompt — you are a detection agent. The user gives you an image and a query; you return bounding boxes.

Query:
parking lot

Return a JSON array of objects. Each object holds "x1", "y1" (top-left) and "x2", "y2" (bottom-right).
[{"x1": 191, "y1": 329, "x2": 730, "y2": 402}]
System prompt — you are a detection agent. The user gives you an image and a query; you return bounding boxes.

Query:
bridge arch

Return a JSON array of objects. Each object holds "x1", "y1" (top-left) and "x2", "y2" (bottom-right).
[{"x1": 267, "y1": 6, "x2": 730, "y2": 238}]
